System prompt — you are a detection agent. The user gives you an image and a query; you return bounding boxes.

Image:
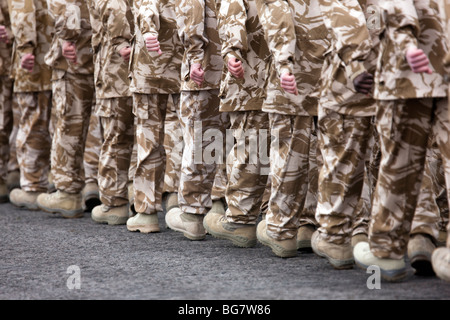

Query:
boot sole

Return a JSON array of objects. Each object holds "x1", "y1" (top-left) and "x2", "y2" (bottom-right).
[
  {"x1": 127, "y1": 224, "x2": 160, "y2": 233},
  {"x1": 257, "y1": 235, "x2": 297, "y2": 258},
  {"x1": 38, "y1": 204, "x2": 84, "y2": 219},
  {"x1": 165, "y1": 222, "x2": 206, "y2": 241},
  {"x1": 91, "y1": 214, "x2": 128, "y2": 225},
  {"x1": 169, "y1": 225, "x2": 206, "y2": 241},
  {"x1": 312, "y1": 246, "x2": 354, "y2": 270},
  {"x1": 355, "y1": 259, "x2": 410, "y2": 282},
  {"x1": 206, "y1": 228, "x2": 256, "y2": 248}
]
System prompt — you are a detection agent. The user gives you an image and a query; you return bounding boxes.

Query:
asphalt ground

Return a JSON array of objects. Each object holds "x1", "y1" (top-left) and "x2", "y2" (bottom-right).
[{"x1": 1, "y1": 200, "x2": 449, "y2": 308}]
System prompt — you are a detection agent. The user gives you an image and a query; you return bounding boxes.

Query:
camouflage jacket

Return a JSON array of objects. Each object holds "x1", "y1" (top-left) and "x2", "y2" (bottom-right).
[
  {"x1": 256, "y1": 0, "x2": 330, "y2": 116},
  {"x1": 374, "y1": 0, "x2": 447, "y2": 100},
  {"x1": 0, "y1": 0, "x2": 12, "y2": 77},
  {"x1": 9, "y1": 0, "x2": 53, "y2": 92},
  {"x1": 129, "y1": 0, "x2": 183, "y2": 94},
  {"x1": 87, "y1": 0, "x2": 132, "y2": 99},
  {"x1": 216, "y1": 0, "x2": 270, "y2": 112},
  {"x1": 318, "y1": 0, "x2": 378, "y2": 116},
  {"x1": 175, "y1": 0, "x2": 222, "y2": 91},
  {"x1": 45, "y1": 0, "x2": 94, "y2": 77}
]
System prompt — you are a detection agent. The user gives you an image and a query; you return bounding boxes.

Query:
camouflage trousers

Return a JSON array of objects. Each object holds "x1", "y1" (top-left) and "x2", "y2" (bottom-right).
[
  {"x1": 15, "y1": 90, "x2": 52, "y2": 192},
  {"x1": 50, "y1": 71, "x2": 95, "y2": 194},
  {"x1": 211, "y1": 162, "x2": 228, "y2": 201},
  {"x1": 369, "y1": 98, "x2": 438, "y2": 259},
  {"x1": 262, "y1": 117, "x2": 320, "y2": 227},
  {"x1": 265, "y1": 114, "x2": 313, "y2": 241},
  {"x1": 96, "y1": 97, "x2": 134, "y2": 207},
  {"x1": 0, "y1": 76, "x2": 17, "y2": 183},
  {"x1": 225, "y1": 110, "x2": 270, "y2": 224},
  {"x1": 178, "y1": 89, "x2": 230, "y2": 215},
  {"x1": 302, "y1": 116, "x2": 320, "y2": 228},
  {"x1": 163, "y1": 96, "x2": 183, "y2": 194},
  {"x1": 316, "y1": 108, "x2": 374, "y2": 245},
  {"x1": 412, "y1": 98, "x2": 450, "y2": 242},
  {"x1": 84, "y1": 112, "x2": 102, "y2": 185},
  {"x1": 355, "y1": 122, "x2": 380, "y2": 236},
  {"x1": 128, "y1": 117, "x2": 138, "y2": 182},
  {"x1": 133, "y1": 93, "x2": 180, "y2": 215}
]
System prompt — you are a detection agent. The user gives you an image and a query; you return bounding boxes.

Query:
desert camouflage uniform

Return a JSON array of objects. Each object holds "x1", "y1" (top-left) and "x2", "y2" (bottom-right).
[
  {"x1": 9, "y1": 0, "x2": 53, "y2": 192},
  {"x1": 0, "y1": 0, "x2": 17, "y2": 187},
  {"x1": 162, "y1": 97, "x2": 183, "y2": 195},
  {"x1": 175, "y1": 0, "x2": 229, "y2": 215},
  {"x1": 412, "y1": 137, "x2": 449, "y2": 241},
  {"x1": 44, "y1": 0, "x2": 95, "y2": 194},
  {"x1": 87, "y1": 0, "x2": 135, "y2": 208},
  {"x1": 315, "y1": 0, "x2": 379, "y2": 245},
  {"x1": 443, "y1": 0, "x2": 450, "y2": 243},
  {"x1": 130, "y1": 0, "x2": 183, "y2": 215},
  {"x1": 83, "y1": 112, "x2": 102, "y2": 187},
  {"x1": 369, "y1": 0, "x2": 449, "y2": 259},
  {"x1": 215, "y1": 0, "x2": 270, "y2": 224},
  {"x1": 256, "y1": 0, "x2": 328, "y2": 240}
]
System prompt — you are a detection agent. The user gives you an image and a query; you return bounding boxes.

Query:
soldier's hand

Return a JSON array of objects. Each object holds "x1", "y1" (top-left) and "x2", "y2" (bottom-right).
[
  {"x1": 280, "y1": 72, "x2": 298, "y2": 95},
  {"x1": 119, "y1": 46, "x2": 131, "y2": 61},
  {"x1": 228, "y1": 57, "x2": 244, "y2": 79},
  {"x1": 190, "y1": 63, "x2": 205, "y2": 87},
  {"x1": 0, "y1": 25, "x2": 9, "y2": 43},
  {"x1": 406, "y1": 47, "x2": 432, "y2": 74},
  {"x1": 353, "y1": 72, "x2": 374, "y2": 95},
  {"x1": 21, "y1": 53, "x2": 35, "y2": 73},
  {"x1": 62, "y1": 41, "x2": 77, "y2": 64},
  {"x1": 145, "y1": 35, "x2": 162, "y2": 55}
]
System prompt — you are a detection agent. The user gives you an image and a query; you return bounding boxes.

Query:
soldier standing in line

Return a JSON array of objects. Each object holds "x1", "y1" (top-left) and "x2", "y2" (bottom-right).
[
  {"x1": 36, "y1": 0, "x2": 96, "y2": 218},
  {"x1": 0, "y1": 0, "x2": 16, "y2": 202},
  {"x1": 431, "y1": 2, "x2": 450, "y2": 275},
  {"x1": 409, "y1": 137, "x2": 448, "y2": 275},
  {"x1": 161, "y1": 97, "x2": 184, "y2": 216},
  {"x1": 202, "y1": 0, "x2": 271, "y2": 248},
  {"x1": 408, "y1": 0, "x2": 450, "y2": 279},
  {"x1": 353, "y1": 0, "x2": 449, "y2": 282},
  {"x1": 254, "y1": 0, "x2": 329, "y2": 258},
  {"x1": 310, "y1": 0, "x2": 379, "y2": 269},
  {"x1": 8, "y1": 0, "x2": 53, "y2": 210},
  {"x1": 81, "y1": 112, "x2": 102, "y2": 212},
  {"x1": 87, "y1": 0, "x2": 135, "y2": 225},
  {"x1": 164, "y1": 0, "x2": 229, "y2": 240},
  {"x1": 126, "y1": 0, "x2": 184, "y2": 233}
]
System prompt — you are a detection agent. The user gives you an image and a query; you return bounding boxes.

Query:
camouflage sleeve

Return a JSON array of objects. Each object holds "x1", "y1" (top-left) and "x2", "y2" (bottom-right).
[
  {"x1": 139, "y1": 0, "x2": 160, "y2": 39},
  {"x1": 48, "y1": 0, "x2": 83, "y2": 42},
  {"x1": 175, "y1": 0, "x2": 208, "y2": 65},
  {"x1": 380, "y1": 0, "x2": 419, "y2": 54},
  {"x1": 318, "y1": 0, "x2": 372, "y2": 81},
  {"x1": 87, "y1": 0, "x2": 101, "y2": 53},
  {"x1": 10, "y1": 0, "x2": 37, "y2": 55},
  {"x1": 217, "y1": 0, "x2": 248, "y2": 63},
  {"x1": 106, "y1": 0, "x2": 133, "y2": 53},
  {"x1": 258, "y1": 0, "x2": 296, "y2": 76}
]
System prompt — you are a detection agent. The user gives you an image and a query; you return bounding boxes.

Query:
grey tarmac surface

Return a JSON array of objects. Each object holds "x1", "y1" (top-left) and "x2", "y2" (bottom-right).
[{"x1": 1, "y1": 201, "x2": 449, "y2": 302}]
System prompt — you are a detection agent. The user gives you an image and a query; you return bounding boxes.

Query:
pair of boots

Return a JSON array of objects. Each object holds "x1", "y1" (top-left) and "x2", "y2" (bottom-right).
[{"x1": 202, "y1": 207, "x2": 317, "y2": 258}]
